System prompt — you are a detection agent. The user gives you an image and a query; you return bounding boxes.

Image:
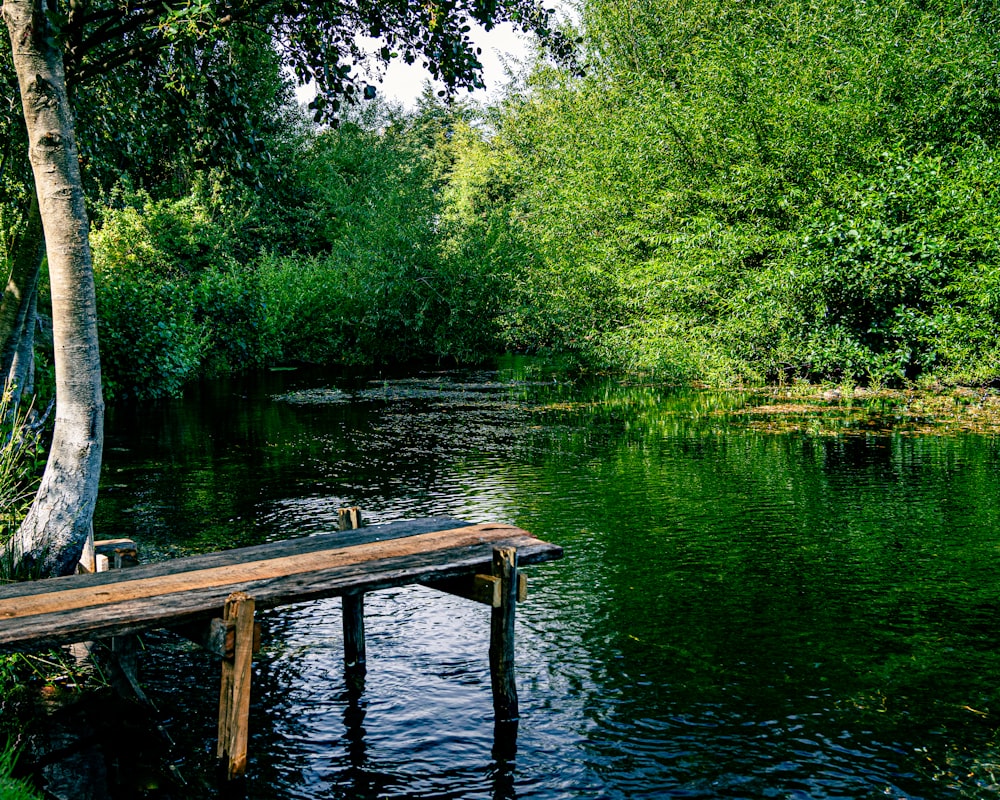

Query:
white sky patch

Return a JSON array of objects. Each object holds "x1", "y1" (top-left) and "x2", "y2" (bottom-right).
[
  {"x1": 374, "y1": 22, "x2": 532, "y2": 108},
  {"x1": 295, "y1": 22, "x2": 533, "y2": 112}
]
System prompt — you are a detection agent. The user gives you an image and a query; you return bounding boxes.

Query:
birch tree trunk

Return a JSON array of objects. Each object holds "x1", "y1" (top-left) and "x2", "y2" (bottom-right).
[
  {"x1": 8, "y1": 274, "x2": 38, "y2": 402},
  {"x1": 0, "y1": 190, "x2": 43, "y2": 401},
  {"x1": 2, "y1": 0, "x2": 104, "y2": 577}
]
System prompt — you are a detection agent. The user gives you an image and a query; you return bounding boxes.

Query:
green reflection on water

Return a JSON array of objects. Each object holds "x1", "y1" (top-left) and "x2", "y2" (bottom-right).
[{"x1": 96, "y1": 359, "x2": 1000, "y2": 796}]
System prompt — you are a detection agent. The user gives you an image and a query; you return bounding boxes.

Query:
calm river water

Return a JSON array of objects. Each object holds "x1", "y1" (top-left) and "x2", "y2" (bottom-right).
[{"x1": 93, "y1": 359, "x2": 1000, "y2": 799}]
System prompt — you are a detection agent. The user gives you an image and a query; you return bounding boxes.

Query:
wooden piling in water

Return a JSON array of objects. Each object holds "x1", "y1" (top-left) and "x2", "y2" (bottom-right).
[
  {"x1": 342, "y1": 593, "x2": 366, "y2": 675},
  {"x1": 91, "y1": 538, "x2": 150, "y2": 705},
  {"x1": 218, "y1": 591, "x2": 255, "y2": 780},
  {"x1": 337, "y1": 507, "x2": 364, "y2": 531},
  {"x1": 338, "y1": 508, "x2": 367, "y2": 678},
  {"x1": 489, "y1": 547, "x2": 519, "y2": 722}
]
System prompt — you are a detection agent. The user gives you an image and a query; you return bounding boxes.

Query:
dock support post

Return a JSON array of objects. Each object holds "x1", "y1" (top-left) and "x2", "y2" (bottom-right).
[
  {"x1": 218, "y1": 592, "x2": 255, "y2": 781},
  {"x1": 342, "y1": 592, "x2": 366, "y2": 677},
  {"x1": 489, "y1": 547, "x2": 519, "y2": 722},
  {"x1": 339, "y1": 507, "x2": 367, "y2": 682}
]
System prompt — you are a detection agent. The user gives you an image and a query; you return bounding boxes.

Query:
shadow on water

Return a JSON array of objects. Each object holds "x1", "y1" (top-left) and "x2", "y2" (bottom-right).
[{"x1": 86, "y1": 358, "x2": 1000, "y2": 799}]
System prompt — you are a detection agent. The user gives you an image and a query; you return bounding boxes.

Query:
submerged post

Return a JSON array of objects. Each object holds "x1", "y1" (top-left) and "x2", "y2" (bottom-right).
[
  {"x1": 218, "y1": 591, "x2": 255, "y2": 780},
  {"x1": 489, "y1": 547, "x2": 519, "y2": 722},
  {"x1": 342, "y1": 593, "x2": 366, "y2": 677},
  {"x1": 339, "y1": 507, "x2": 367, "y2": 680}
]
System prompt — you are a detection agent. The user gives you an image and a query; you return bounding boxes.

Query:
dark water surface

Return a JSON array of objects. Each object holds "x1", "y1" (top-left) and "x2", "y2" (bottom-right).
[{"x1": 93, "y1": 359, "x2": 1000, "y2": 799}]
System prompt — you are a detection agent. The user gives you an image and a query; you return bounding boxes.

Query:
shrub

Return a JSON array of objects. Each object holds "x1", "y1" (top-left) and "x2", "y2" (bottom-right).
[
  {"x1": 91, "y1": 195, "x2": 221, "y2": 399},
  {"x1": 733, "y1": 147, "x2": 1000, "y2": 385},
  {"x1": 94, "y1": 269, "x2": 206, "y2": 400},
  {"x1": 194, "y1": 265, "x2": 268, "y2": 375},
  {"x1": 469, "y1": 0, "x2": 1000, "y2": 385},
  {"x1": 256, "y1": 252, "x2": 352, "y2": 364}
]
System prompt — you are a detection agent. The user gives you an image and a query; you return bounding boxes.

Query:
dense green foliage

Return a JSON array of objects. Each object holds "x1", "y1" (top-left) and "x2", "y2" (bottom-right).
[
  {"x1": 90, "y1": 99, "x2": 512, "y2": 399},
  {"x1": 81, "y1": 0, "x2": 1000, "y2": 396},
  {"x1": 254, "y1": 103, "x2": 508, "y2": 366},
  {"x1": 91, "y1": 193, "x2": 260, "y2": 398},
  {"x1": 0, "y1": 39, "x2": 32, "y2": 279},
  {"x1": 463, "y1": 0, "x2": 1000, "y2": 386},
  {"x1": 75, "y1": 28, "x2": 295, "y2": 201}
]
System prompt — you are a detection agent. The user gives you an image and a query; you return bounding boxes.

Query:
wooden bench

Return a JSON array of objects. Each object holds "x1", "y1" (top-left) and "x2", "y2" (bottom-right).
[{"x1": 0, "y1": 517, "x2": 563, "y2": 780}]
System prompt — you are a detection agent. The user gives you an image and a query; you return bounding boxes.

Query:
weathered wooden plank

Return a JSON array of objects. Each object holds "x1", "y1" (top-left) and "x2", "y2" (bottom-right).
[
  {"x1": 0, "y1": 518, "x2": 472, "y2": 602},
  {"x1": 0, "y1": 534, "x2": 562, "y2": 651},
  {"x1": 94, "y1": 538, "x2": 137, "y2": 552},
  {"x1": 0, "y1": 525, "x2": 535, "y2": 620},
  {"x1": 94, "y1": 538, "x2": 138, "y2": 569},
  {"x1": 426, "y1": 574, "x2": 502, "y2": 607},
  {"x1": 173, "y1": 618, "x2": 232, "y2": 658},
  {"x1": 0, "y1": 544, "x2": 556, "y2": 652},
  {"x1": 169, "y1": 617, "x2": 263, "y2": 659}
]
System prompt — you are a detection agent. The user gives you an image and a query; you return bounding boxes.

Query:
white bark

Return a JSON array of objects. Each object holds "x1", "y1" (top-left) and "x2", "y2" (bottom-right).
[
  {"x1": 3, "y1": 0, "x2": 104, "y2": 577},
  {"x1": 0, "y1": 192, "x2": 43, "y2": 392}
]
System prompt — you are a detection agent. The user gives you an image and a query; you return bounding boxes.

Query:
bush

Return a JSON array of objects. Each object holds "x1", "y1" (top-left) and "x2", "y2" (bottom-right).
[
  {"x1": 194, "y1": 265, "x2": 268, "y2": 375},
  {"x1": 90, "y1": 194, "x2": 227, "y2": 279},
  {"x1": 92, "y1": 192, "x2": 274, "y2": 398},
  {"x1": 256, "y1": 252, "x2": 352, "y2": 364},
  {"x1": 253, "y1": 104, "x2": 515, "y2": 368},
  {"x1": 94, "y1": 269, "x2": 206, "y2": 400},
  {"x1": 464, "y1": 0, "x2": 1000, "y2": 385},
  {"x1": 729, "y1": 147, "x2": 1000, "y2": 385}
]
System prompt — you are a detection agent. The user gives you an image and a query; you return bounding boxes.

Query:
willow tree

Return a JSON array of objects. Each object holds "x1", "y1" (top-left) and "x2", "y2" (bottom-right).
[{"x1": 1, "y1": 0, "x2": 568, "y2": 576}]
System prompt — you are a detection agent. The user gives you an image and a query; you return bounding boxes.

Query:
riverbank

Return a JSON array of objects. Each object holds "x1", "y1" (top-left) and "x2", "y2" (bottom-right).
[{"x1": 732, "y1": 384, "x2": 1000, "y2": 437}]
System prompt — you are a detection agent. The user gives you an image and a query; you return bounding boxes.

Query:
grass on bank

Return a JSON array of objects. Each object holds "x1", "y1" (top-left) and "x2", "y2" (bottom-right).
[
  {"x1": 0, "y1": 746, "x2": 37, "y2": 800},
  {"x1": 0, "y1": 733, "x2": 40, "y2": 800},
  {"x1": 0, "y1": 394, "x2": 48, "y2": 800}
]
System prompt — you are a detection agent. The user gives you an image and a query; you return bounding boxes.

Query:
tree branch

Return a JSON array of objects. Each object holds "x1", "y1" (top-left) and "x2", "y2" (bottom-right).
[{"x1": 71, "y1": 0, "x2": 264, "y2": 83}]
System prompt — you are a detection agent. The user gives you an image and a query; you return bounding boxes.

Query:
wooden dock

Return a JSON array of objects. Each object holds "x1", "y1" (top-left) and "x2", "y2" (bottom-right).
[{"x1": 0, "y1": 516, "x2": 563, "y2": 780}]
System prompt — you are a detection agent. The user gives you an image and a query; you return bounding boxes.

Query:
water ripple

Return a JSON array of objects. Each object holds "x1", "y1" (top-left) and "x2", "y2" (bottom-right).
[{"x1": 95, "y1": 367, "x2": 1000, "y2": 799}]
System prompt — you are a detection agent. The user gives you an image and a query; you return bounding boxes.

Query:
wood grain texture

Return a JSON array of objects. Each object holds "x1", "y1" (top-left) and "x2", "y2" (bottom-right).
[
  {"x1": 218, "y1": 592, "x2": 255, "y2": 779},
  {"x1": 0, "y1": 518, "x2": 471, "y2": 601},
  {"x1": 3, "y1": 525, "x2": 534, "y2": 618},
  {"x1": 0, "y1": 520, "x2": 563, "y2": 651},
  {"x1": 427, "y1": 574, "x2": 502, "y2": 607}
]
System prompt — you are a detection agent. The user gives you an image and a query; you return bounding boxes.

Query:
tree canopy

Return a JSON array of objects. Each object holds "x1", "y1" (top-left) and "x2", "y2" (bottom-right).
[
  {"x1": 459, "y1": 0, "x2": 1000, "y2": 385},
  {"x1": 1, "y1": 0, "x2": 568, "y2": 576}
]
